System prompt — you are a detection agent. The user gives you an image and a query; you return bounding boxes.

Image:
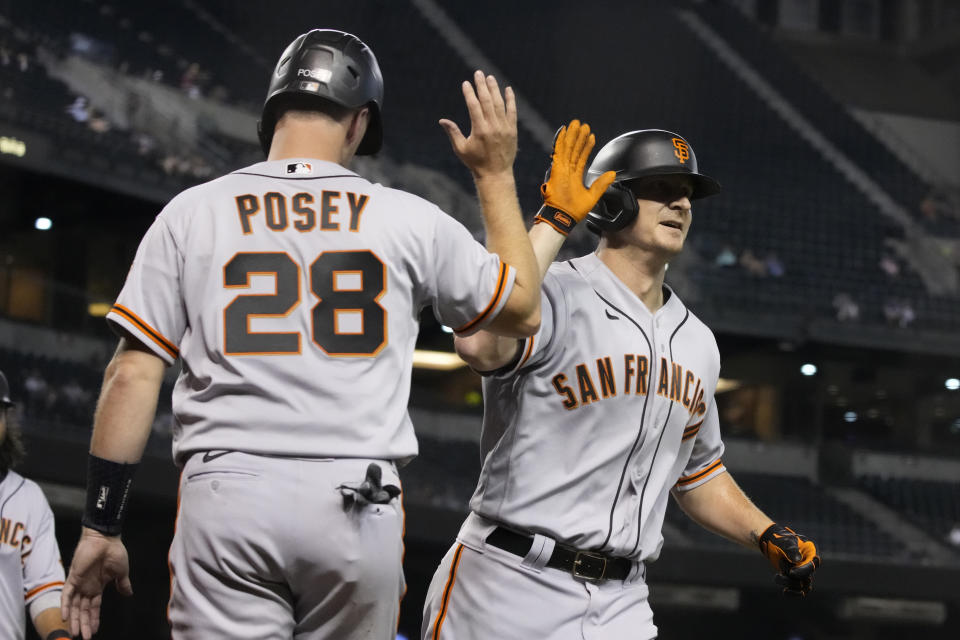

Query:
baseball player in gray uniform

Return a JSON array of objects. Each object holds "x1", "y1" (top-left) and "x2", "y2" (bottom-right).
[
  {"x1": 422, "y1": 129, "x2": 821, "y2": 639},
  {"x1": 0, "y1": 370, "x2": 71, "y2": 640},
  {"x1": 58, "y1": 29, "x2": 571, "y2": 640}
]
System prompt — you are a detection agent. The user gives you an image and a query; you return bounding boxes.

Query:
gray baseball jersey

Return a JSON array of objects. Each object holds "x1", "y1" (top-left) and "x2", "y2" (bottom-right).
[
  {"x1": 422, "y1": 252, "x2": 724, "y2": 640},
  {"x1": 106, "y1": 159, "x2": 515, "y2": 465},
  {"x1": 0, "y1": 471, "x2": 64, "y2": 640},
  {"x1": 472, "y1": 252, "x2": 725, "y2": 561}
]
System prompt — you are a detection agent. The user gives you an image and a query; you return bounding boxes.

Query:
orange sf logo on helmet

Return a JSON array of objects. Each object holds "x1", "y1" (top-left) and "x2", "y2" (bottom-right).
[{"x1": 672, "y1": 138, "x2": 689, "y2": 163}]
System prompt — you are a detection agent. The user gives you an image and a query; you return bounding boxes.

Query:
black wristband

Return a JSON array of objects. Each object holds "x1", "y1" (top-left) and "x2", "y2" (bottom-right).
[
  {"x1": 46, "y1": 631, "x2": 72, "y2": 640},
  {"x1": 82, "y1": 454, "x2": 138, "y2": 536},
  {"x1": 534, "y1": 206, "x2": 577, "y2": 236}
]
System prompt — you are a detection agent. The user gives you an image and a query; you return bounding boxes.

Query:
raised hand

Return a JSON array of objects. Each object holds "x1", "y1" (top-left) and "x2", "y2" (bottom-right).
[
  {"x1": 439, "y1": 70, "x2": 518, "y2": 180},
  {"x1": 535, "y1": 120, "x2": 616, "y2": 235}
]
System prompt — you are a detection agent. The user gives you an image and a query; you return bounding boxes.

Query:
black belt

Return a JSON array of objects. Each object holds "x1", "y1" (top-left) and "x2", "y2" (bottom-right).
[{"x1": 485, "y1": 526, "x2": 632, "y2": 582}]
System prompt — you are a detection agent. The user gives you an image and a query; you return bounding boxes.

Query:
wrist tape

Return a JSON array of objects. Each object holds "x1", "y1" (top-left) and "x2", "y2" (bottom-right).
[
  {"x1": 82, "y1": 454, "x2": 139, "y2": 536},
  {"x1": 534, "y1": 206, "x2": 577, "y2": 236}
]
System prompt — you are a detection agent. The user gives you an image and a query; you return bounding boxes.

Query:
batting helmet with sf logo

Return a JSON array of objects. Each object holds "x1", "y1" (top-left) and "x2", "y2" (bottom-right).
[{"x1": 585, "y1": 129, "x2": 721, "y2": 233}]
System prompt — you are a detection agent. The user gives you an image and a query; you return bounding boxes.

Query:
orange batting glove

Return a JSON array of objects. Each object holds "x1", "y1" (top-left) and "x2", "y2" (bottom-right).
[
  {"x1": 758, "y1": 523, "x2": 821, "y2": 596},
  {"x1": 535, "y1": 120, "x2": 616, "y2": 235}
]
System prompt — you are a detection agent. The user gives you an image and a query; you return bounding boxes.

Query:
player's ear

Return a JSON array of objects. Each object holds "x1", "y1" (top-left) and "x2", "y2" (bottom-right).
[{"x1": 346, "y1": 108, "x2": 370, "y2": 149}]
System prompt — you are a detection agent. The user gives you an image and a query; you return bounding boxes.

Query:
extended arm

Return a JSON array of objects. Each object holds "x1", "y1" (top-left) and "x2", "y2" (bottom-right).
[
  {"x1": 455, "y1": 119, "x2": 615, "y2": 370},
  {"x1": 440, "y1": 71, "x2": 539, "y2": 336},
  {"x1": 455, "y1": 223, "x2": 565, "y2": 370},
  {"x1": 62, "y1": 337, "x2": 166, "y2": 640},
  {"x1": 673, "y1": 471, "x2": 820, "y2": 595},
  {"x1": 671, "y1": 471, "x2": 773, "y2": 549},
  {"x1": 89, "y1": 338, "x2": 166, "y2": 462}
]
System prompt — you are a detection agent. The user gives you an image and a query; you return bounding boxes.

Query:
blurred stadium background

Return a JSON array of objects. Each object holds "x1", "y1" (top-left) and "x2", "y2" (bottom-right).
[{"x1": 1, "y1": 0, "x2": 959, "y2": 638}]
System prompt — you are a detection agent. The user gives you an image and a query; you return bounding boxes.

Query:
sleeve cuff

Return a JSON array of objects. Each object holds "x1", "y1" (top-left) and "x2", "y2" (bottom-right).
[
  {"x1": 106, "y1": 304, "x2": 179, "y2": 364},
  {"x1": 681, "y1": 418, "x2": 706, "y2": 442},
  {"x1": 454, "y1": 261, "x2": 517, "y2": 336},
  {"x1": 674, "y1": 458, "x2": 726, "y2": 492},
  {"x1": 25, "y1": 580, "x2": 63, "y2": 604},
  {"x1": 28, "y1": 588, "x2": 63, "y2": 622}
]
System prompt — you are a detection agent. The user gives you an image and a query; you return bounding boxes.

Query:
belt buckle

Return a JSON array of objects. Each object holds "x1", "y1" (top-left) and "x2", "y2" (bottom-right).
[{"x1": 572, "y1": 551, "x2": 607, "y2": 582}]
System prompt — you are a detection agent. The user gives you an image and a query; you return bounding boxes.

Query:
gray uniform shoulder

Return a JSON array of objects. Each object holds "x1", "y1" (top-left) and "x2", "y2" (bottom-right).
[
  {"x1": 151, "y1": 174, "x2": 234, "y2": 226},
  {"x1": 2, "y1": 470, "x2": 46, "y2": 504},
  {"x1": 545, "y1": 259, "x2": 584, "y2": 287},
  {"x1": 373, "y1": 184, "x2": 446, "y2": 220}
]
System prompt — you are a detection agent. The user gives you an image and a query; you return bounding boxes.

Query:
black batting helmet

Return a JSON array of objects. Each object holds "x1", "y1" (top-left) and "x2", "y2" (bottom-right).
[
  {"x1": 0, "y1": 370, "x2": 13, "y2": 407},
  {"x1": 258, "y1": 29, "x2": 384, "y2": 156},
  {"x1": 585, "y1": 129, "x2": 720, "y2": 233}
]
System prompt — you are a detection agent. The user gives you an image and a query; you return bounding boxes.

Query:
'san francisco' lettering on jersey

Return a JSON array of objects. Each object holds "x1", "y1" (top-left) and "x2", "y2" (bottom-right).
[
  {"x1": 469, "y1": 253, "x2": 726, "y2": 562},
  {"x1": 0, "y1": 517, "x2": 29, "y2": 550},
  {"x1": 549, "y1": 354, "x2": 707, "y2": 416},
  {"x1": 104, "y1": 159, "x2": 516, "y2": 465}
]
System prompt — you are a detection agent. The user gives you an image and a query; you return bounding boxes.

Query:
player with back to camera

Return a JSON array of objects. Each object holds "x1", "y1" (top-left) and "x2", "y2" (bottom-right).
[
  {"x1": 59, "y1": 29, "x2": 605, "y2": 640},
  {"x1": 0, "y1": 370, "x2": 71, "y2": 640},
  {"x1": 422, "y1": 128, "x2": 821, "y2": 639}
]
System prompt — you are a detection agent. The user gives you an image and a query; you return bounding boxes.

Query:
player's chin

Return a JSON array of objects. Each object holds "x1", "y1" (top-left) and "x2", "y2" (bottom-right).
[{"x1": 654, "y1": 232, "x2": 686, "y2": 256}]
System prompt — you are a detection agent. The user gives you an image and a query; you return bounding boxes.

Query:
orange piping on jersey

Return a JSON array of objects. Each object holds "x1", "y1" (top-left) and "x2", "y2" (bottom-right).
[
  {"x1": 517, "y1": 336, "x2": 535, "y2": 369},
  {"x1": 681, "y1": 418, "x2": 705, "y2": 441},
  {"x1": 432, "y1": 543, "x2": 464, "y2": 640},
  {"x1": 676, "y1": 459, "x2": 724, "y2": 486},
  {"x1": 110, "y1": 305, "x2": 179, "y2": 359},
  {"x1": 24, "y1": 580, "x2": 64, "y2": 601},
  {"x1": 454, "y1": 262, "x2": 509, "y2": 334}
]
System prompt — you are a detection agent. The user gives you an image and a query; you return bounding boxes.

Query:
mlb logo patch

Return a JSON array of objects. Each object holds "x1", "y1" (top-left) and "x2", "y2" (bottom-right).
[{"x1": 286, "y1": 162, "x2": 313, "y2": 175}]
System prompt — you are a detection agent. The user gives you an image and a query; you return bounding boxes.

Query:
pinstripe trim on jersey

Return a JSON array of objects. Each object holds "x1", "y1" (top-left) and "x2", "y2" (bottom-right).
[
  {"x1": 0, "y1": 475, "x2": 26, "y2": 521},
  {"x1": 630, "y1": 307, "x2": 689, "y2": 556},
  {"x1": 231, "y1": 171, "x2": 363, "y2": 181},
  {"x1": 589, "y1": 286, "x2": 653, "y2": 552},
  {"x1": 682, "y1": 417, "x2": 706, "y2": 441},
  {"x1": 24, "y1": 581, "x2": 64, "y2": 601},
  {"x1": 431, "y1": 543, "x2": 465, "y2": 640},
  {"x1": 110, "y1": 305, "x2": 180, "y2": 359},
  {"x1": 676, "y1": 458, "x2": 725, "y2": 487},
  {"x1": 454, "y1": 262, "x2": 509, "y2": 334}
]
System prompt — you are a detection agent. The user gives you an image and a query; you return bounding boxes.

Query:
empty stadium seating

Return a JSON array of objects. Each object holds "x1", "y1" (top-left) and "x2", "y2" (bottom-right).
[
  {"x1": 858, "y1": 474, "x2": 960, "y2": 543},
  {"x1": 665, "y1": 472, "x2": 910, "y2": 558}
]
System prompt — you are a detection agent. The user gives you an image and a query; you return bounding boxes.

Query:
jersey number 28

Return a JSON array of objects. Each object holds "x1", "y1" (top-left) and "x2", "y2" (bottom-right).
[{"x1": 223, "y1": 251, "x2": 386, "y2": 357}]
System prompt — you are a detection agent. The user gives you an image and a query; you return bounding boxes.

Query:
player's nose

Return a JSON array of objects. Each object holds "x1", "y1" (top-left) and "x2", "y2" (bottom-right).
[{"x1": 670, "y1": 196, "x2": 692, "y2": 213}]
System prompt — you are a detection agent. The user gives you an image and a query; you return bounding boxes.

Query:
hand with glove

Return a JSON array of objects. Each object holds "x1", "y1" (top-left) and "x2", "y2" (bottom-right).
[
  {"x1": 757, "y1": 523, "x2": 821, "y2": 596},
  {"x1": 535, "y1": 120, "x2": 616, "y2": 235}
]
